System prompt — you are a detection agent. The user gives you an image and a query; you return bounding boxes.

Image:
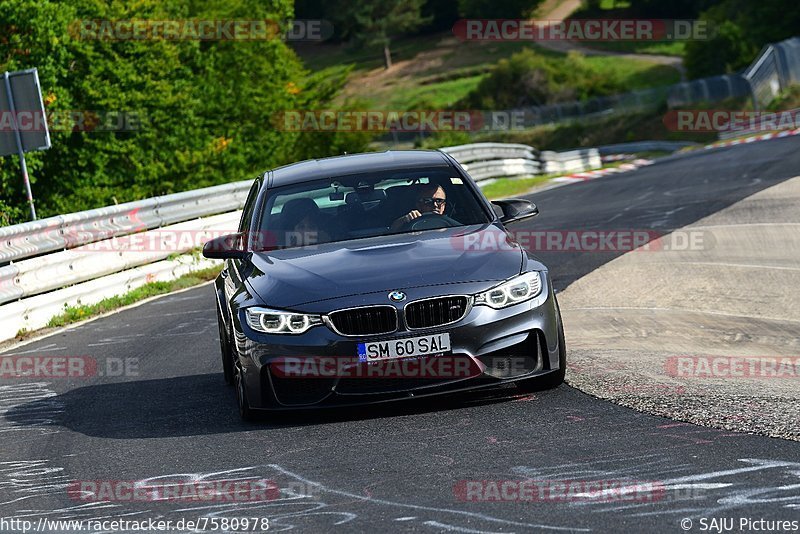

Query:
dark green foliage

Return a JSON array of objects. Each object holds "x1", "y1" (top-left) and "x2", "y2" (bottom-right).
[
  {"x1": 295, "y1": 0, "x2": 431, "y2": 64},
  {"x1": 458, "y1": 49, "x2": 676, "y2": 109},
  {"x1": 422, "y1": 0, "x2": 460, "y2": 32},
  {"x1": 0, "y1": 0, "x2": 369, "y2": 225},
  {"x1": 346, "y1": 0, "x2": 431, "y2": 69},
  {"x1": 680, "y1": 0, "x2": 799, "y2": 78}
]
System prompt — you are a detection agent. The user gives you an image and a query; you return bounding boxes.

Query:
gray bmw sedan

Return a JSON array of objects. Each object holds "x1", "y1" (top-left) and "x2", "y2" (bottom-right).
[{"x1": 203, "y1": 150, "x2": 565, "y2": 419}]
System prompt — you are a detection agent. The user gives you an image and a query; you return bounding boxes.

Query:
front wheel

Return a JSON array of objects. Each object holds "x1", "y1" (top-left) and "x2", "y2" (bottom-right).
[
  {"x1": 216, "y1": 308, "x2": 234, "y2": 386},
  {"x1": 234, "y1": 363, "x2": 255, "y2": 421}
]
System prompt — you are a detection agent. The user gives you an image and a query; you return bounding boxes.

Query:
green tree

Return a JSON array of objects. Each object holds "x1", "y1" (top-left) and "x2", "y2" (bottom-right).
[
  {"x1": 684, "y1": 18, "x2": 754, "y2": 79},
  {"x1": 349, "y1": 0, "x2": 431, "y2": 69},
  {"x1": 0, "y1": 0, "x2": 368, "y2": 224},
  {"x1": 681, "y1": 0, "x2": 800, "y2": 78}
]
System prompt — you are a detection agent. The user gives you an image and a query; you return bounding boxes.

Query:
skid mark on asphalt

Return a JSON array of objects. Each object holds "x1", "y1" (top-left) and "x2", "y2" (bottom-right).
[
  {"x1": 510, "y1": 455, "x2": 800, "y2": 518},
  {"x1": 0, "y1": 383, "x2": 63, "y2": 435},
  {"x1": 0, "y1": 460, "x2": 72, "y2": 508},
  {"x1": 8, "y1": 456, "x2": 794, "y2": 530},
  {"x1": 4, "y1": 465, "x2": 356, "y2": 529},
  {"x1": 48, "y1": 464, "x2": 586, "y2": 532},
  {"x1": 268, "y1": 463, "x2": 590, "y2": 532}
]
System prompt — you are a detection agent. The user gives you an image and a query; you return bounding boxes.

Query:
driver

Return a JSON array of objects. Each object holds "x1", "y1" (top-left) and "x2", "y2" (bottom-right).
[{"x1": 390, "y1": 183, "x2": 447, "y2": 231}]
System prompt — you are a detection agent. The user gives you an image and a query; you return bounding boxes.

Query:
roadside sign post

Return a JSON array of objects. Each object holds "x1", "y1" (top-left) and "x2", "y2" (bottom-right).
[{"x1": 0, "y1": 68, "x2": 51, "y2": 221}]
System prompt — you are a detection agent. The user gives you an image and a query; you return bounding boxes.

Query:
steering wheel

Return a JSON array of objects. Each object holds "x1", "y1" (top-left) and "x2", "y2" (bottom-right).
[{"x1": 403, "y1": 212, "x2": 459, "y2": 231}]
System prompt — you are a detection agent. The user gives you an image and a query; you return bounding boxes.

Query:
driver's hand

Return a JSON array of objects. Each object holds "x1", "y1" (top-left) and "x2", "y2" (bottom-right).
[
  {"x1": 391, "y1": 210, "x2": 422, "y2": 231},
  {"x1": 403, "y1": 210, "x2": 422, "y2": 223}
]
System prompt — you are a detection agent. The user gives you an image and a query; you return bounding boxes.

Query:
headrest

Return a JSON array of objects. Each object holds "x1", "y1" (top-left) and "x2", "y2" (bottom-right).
[
  {"x1": 280, "y1": 198, "x2": 319, "y2": 228},
  {"x1": 345, "y1": 189, "x2": 387, "y2": 205}
]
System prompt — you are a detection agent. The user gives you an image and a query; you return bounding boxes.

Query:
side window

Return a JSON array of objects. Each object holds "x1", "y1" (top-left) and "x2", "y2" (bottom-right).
[{"x1": 238, "y1": 180, "x2": 261, "y2": 234}]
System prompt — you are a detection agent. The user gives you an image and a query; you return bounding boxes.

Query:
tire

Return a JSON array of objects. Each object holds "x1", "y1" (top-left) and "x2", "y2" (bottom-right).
[
  {"x1": 217, "y1": 307, "x2": 234, "y2": 386},
  {"x1": 517, "y1": 300, "x2": 566, "y2": 392},
  {"x1": 234, "y1": 362, "x2": 255, "y2": 422}
]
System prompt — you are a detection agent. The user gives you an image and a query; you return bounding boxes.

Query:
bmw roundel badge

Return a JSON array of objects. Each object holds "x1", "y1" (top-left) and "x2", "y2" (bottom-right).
[{"x1": 388, "y1": 290, "x2": 406, "y2": 302}]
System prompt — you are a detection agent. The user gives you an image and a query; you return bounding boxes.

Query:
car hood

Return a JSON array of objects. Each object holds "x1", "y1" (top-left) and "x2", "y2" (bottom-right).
[{"x1": 246, "y1": 224, "x2": 523, "y2": 308}]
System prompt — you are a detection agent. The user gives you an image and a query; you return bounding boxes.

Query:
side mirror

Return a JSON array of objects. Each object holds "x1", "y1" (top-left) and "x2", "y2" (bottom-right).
[
  {"x1": 202, "y1": 233, "x2": 250, "y2": 260},
  {"x1": 492, "y1": 199, "x2": 539, "y2": 224}
]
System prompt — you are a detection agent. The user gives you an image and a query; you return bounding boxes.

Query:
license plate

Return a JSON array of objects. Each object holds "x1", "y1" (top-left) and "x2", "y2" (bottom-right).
[{"x1": 357, "y1": 333, "x2": 451, "y2": 362}]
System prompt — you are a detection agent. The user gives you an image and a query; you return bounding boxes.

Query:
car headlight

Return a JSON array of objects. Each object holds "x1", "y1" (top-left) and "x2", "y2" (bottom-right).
[
  {"x1": 244, "y1": 307, "x2": 323, "y2": 334},
  {"x1": 473, "y1": 272, "x2": 543, "y2": 309}
]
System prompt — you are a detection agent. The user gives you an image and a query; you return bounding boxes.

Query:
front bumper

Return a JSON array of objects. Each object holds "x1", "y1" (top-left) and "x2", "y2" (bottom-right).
[{"x1": 236, "y1": 278, "x2": 562, "y2": 410}]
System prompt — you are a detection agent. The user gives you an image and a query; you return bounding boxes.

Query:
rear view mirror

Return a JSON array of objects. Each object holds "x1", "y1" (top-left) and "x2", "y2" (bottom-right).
[{"x1": 492, "y1": 199, "x2": 539, "y2": 224}]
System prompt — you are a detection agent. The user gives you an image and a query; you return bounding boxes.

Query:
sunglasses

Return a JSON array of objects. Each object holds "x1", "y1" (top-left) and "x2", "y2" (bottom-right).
[{"x1": 419, "y1": 197, "x2": 447, "y2": 208}]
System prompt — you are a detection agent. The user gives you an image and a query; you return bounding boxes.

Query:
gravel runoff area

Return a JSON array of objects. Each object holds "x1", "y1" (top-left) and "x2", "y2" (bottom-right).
[{"x1": 560, "y1": 175, "x2": 800, "y2": 441}]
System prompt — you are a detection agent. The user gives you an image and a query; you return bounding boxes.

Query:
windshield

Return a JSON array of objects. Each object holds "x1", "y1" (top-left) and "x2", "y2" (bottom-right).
[{"x1": 257, "y1": 167, "x2": 492, "y2": 249}]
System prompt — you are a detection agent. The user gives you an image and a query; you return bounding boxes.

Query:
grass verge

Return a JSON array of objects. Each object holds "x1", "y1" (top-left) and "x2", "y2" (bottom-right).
[
  {"x1": 481, "y1": 175, "x2": 556, "y2": 199},
  {"x1": 42, "y1": 265, "x2": 221, "y2": 331}
]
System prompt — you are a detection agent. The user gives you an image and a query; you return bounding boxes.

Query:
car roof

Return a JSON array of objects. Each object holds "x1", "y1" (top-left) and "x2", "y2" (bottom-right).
[{"x1": 269, "y1": 150, "x2": 454, "y2": 187}]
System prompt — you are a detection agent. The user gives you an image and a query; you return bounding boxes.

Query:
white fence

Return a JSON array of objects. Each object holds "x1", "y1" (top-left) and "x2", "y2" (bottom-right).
[
  {"x1": 0, "y1": 180, "x2": 252, "y2": 264},
  {"x1": 0, "y1": 143, "x2": 606, "y2": 341},
  {"x1": 441, "y1": 143, "x2": 600, "y2": 181},
  {"x1": 539, "y1": 149, "x2": 602, "y2": 175},
  {"x1": 0, "y1": 184, "x2": 251, "y2": 339}
]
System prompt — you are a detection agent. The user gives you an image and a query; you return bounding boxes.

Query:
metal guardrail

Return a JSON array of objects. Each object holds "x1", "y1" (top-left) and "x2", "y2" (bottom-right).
[
  {"x1": 442, "y1": 143, "x2": 599, "y2": 181},
  {"x1": 0, "y1": 181, "x2": 250, "y2": 339},
  {"x1": 442, "y1": 143, "x2": 538, "y2": 163},
  {"x1": 0, "y1": 253, "x2": 221, "y2": 339},
  {"x1": 745, "y1": 38, "x2": 800, "y2": 110},
  {"x1": 539, "y1": 149, "x2": 602, "y2": 175},
  {"x1": 0, "y1": 212, "x2": 240, "y2": 306},
  {"x1": 441, "y1": 143, "x2": 542, "y2": 181},
  {"x1": 0, "y1": 180, "x2": 252, "y2": 265}
]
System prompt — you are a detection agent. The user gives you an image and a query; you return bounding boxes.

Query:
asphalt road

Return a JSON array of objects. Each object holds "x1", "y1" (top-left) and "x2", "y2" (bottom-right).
[{"x1": 2, "y1": 138, "x2": 800, "y2": 533}]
